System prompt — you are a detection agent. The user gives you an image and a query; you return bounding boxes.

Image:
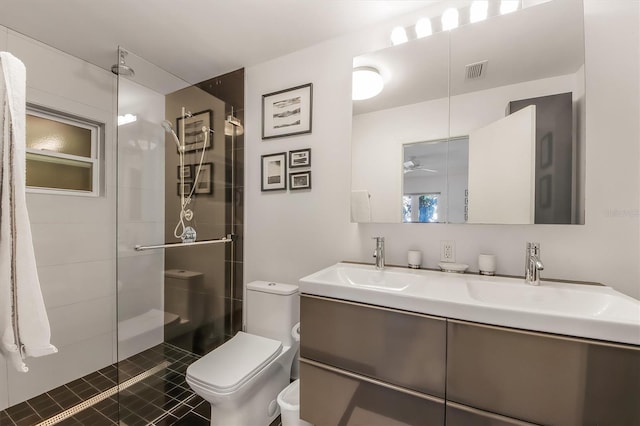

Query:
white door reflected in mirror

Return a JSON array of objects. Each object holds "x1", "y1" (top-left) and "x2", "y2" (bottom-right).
[{"x1": 467, "y1": 105, "x2": 536, "y2": 224}]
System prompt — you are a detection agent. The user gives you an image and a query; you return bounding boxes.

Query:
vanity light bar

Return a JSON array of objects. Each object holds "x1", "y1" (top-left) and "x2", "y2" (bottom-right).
[
  {"x1": 390, "y1": 26, "x2": 408, "y2": 45},
  {"x1": 390, "y1": 0, "x2": 523, "y2": 46}
]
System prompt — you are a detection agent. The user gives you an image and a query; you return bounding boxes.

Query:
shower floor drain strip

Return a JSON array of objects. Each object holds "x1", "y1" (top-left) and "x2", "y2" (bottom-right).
[{"x1": 35, "y1": 361, "x2": 171, "y2": 426}]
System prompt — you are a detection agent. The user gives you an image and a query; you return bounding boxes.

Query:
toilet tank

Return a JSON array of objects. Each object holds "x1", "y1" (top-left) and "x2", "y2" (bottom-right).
[
  {"x1": 164, "y1": 269, "x2": 205, "y2": 325},
  {"x1": 246, "y1": 281, "x2": 299, "y2": 346}
]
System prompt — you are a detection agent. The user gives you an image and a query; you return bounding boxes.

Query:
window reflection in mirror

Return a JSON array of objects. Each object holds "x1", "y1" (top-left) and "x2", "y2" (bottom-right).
[
  {"x1": 402, "y1": 137, "x2": 468, "y2": 223},
  {"x1": 402, "y1": 194, "x2": 440, "y2": 223}
]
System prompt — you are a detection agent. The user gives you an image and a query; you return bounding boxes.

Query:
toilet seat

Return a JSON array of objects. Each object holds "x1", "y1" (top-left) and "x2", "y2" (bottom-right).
[{"x1": 186, "y1": 332, "x2": 283, "y2": 394}]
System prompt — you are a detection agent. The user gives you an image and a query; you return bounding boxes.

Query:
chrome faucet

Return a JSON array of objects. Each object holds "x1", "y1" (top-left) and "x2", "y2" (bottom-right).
[
  {"x1": 525, "y1": 242, "x2": 544, "y2": 286},
  {"x1": 372, "y1": 237, "x2": 385, "y2": 270}
]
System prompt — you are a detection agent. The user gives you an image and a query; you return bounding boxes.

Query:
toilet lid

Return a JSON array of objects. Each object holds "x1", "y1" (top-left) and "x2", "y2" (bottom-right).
[{"x1": 186, "y1": 332, "x2": 283, "y2": 394}]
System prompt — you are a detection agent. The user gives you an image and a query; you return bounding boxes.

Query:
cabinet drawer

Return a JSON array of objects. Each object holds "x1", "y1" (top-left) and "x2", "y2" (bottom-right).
[
  {"x1": 447, "y1": 320, "x2": 640, "y2": 426},
  {"x1": 301, "y1": 295, "x2": 446, "y2": 397},
  {"x1": 446, "y1": 402, "x2": 537, "y2": 426},
  {"x1": 300, "y1": 358, "x2": 444, "y2": 426}
]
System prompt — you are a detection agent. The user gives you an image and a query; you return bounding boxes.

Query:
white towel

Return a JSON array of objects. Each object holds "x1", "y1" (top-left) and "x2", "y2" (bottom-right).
[
  {"x1": 350, "y1": 190, "x2": 371, "y2": 223},
  {"x1": 0, "y1": 52, "x2": 57, "y2": 372}
]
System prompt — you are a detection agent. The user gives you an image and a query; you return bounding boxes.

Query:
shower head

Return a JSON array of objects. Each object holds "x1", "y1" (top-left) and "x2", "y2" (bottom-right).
[
  {"x1": 111, "y1": 50, "x2": 135, "y2": 77},
  {"x1": 111, "y1": 64, "x2": 134, "y2": 76},
  {"x1": 161, "y1": 120, "x2": 173, "y2": 133},
  {"x1": 161, "y1": 120, "x2": 182, "y2": 150}
]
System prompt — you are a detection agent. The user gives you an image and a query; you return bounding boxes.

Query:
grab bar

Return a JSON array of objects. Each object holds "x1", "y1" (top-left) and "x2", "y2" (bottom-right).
[{"x1": 134, "y1": 234, "x2": 234, "y2": 251}]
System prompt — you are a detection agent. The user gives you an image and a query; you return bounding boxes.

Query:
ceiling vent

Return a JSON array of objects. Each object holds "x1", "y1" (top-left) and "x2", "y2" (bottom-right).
[{"x1": 465, "y1": 60, "x2": 488, "y2": 80}]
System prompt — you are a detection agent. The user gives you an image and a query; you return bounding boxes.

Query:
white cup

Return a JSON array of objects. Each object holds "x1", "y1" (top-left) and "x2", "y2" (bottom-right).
[
  {"x1": 478, "y1": 254, "x2": 497, "y2": 275},
  {"x1": 408, "y1": 250, "x2": 422, "y2": 269}
]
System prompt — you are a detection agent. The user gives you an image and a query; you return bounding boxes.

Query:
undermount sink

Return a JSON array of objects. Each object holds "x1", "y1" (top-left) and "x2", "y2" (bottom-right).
[
  {"x1": 300, "y1": 262, "x2": 640, "y2": 345},
  {"x1": 465, "y1": 280, "x2": 640, "y2": 320},
  {"x1": 315, "y1": 265, "x2": 417, "y2": 291}
]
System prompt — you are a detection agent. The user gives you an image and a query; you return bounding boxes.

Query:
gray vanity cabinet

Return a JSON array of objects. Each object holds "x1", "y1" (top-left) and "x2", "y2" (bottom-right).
[
  {"x1": 300, "y1": 360, "x2": 445, "y2": 426},
  {"x1": 446, "y1": 320, "x2": 640, "y2": 426},
  {"x1": 445, "y1": 402, "x2": 537, "y2": 426},
  {"x1": 300, "y1": 295, "x2": 446, "y2": 425},
  {"x1": 300, "y1": 296, "x2": 639, "y2": 426}
]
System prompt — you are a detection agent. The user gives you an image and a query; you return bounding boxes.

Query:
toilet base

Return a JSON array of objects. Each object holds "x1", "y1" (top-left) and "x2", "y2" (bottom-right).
[
  {"x1": 210, "y1": 374, "x2": 288, "y2": 425},
  {"x1": 195, "y1": 355, "x2": 291, "y2": 426}
]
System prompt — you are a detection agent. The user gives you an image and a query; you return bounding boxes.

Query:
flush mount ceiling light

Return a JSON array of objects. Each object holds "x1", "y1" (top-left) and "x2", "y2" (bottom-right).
[
  {"x1": 441, "y1": 8, "x2": 459, "y2": 31},
  {"x1": 500, "y1": 0, "x2": 520, "y2": 15},
  {"x1": 415, "y1": 18, "x2": 433, "y2": 38},
  {"x1": 390, "y1": 26, "x2": 408, "y2": 45},
  {"x1": 352, "y1": 67, "x2": 384, "y2": 101},
  {"x1": 470, "y1": 1, "x2": 489, "y2": 23}
]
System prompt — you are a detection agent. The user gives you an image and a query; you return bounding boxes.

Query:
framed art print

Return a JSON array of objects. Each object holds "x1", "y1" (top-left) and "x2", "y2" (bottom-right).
[
  {"x1": 261, "y1": 152, "x2": 287, "y2": 191},
  {"x1": 177, "y1": 164, "x2": 192, "y2": 180},
  {"x1": 177, "y1": 109, "x2": 213, "y2": 152},
  {"x1": 289, "y1": 171, "x2": 311, "y2": 190},
  {"x1": 289, "y1": 148, "x2": 311, "y2": 168},
  {"x1": 194, "y1": 163, "x2": 213, "y2": 195},
  {"x1": 262, "y1": 83, "x2": 312, "y2": 139}
]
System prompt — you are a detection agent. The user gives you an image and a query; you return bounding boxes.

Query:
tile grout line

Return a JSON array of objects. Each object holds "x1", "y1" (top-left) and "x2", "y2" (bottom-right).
[
  {"x1": 148, "y1": 393, "x2": 198, "y2": 425},
  {"x1": 34, "y1": 361, "x2": 171, "y2": 426}
]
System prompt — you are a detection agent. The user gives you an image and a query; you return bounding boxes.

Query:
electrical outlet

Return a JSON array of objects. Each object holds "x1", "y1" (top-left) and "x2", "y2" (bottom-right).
[{"x1": 440, "y1": 240, "x2": 456, "y2": 262}]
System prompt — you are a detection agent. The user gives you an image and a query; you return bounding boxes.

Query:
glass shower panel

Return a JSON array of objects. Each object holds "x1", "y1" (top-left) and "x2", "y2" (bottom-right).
[{"x1": 116, "y1": 47, "x2": 244, "y2": 425}]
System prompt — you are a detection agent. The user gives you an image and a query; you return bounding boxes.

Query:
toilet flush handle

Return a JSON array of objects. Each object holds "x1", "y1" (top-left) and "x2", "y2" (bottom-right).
[{"x1": 291, "y1": 322, "x2": 301, "y2": 342}]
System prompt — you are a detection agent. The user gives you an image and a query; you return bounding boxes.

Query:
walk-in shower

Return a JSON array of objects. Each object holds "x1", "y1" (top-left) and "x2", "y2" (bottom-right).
[
  {"x1": 114, "y1": 47, "x2": 245, "y2": 425},
  {"x1": 0, "y1": 46, "x2": 244, "y2": 425}
]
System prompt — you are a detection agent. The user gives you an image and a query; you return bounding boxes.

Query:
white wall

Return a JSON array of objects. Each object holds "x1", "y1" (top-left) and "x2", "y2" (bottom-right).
[
  {"x1": 245, "y1": 38, "x2": 358, "y2": 286},
  {"x1": 245, "y1": 1, "x2": 640, "y2": 300},
  {"x1": 0, "y1": 27, "x2": 116, "y2": 408}
]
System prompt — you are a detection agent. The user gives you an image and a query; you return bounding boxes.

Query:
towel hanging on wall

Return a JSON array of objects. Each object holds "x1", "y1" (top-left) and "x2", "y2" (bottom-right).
[{"x1": 0, "y1": 51, "x2": 57, "y2": 372}]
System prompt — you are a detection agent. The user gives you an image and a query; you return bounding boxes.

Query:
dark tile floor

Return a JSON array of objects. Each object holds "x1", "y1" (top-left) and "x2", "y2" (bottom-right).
[{"x1": 0, "y1": 343, "x2": 214, "y2": 425}]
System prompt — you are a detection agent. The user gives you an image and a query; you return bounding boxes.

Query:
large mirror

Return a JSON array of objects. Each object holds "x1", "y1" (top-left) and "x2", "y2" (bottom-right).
[{"x1": 351, "y1": 0, "x2": 585, "y2": 224}]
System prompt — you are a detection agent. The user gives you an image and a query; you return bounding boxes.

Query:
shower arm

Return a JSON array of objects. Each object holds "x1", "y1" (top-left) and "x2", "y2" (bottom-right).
[{"x1": 134, "y1": 234, "x2": 235, "y2": 251}]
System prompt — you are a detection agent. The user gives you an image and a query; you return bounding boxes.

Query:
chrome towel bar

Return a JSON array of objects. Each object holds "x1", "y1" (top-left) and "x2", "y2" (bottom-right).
[{"x1": 134, "y1": 234, "x2": 234, "y2": 251}]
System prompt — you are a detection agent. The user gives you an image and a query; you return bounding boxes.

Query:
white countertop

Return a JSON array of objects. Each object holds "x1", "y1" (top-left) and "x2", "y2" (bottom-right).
[{"x1": 299, "y1": 262, "x2": 640, "y2": 346}]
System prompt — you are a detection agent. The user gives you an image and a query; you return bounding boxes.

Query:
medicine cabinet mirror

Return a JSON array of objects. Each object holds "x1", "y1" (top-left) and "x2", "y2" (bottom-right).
[{"x1": 351, "y1": 0, "x2": 585, "y2": 224}]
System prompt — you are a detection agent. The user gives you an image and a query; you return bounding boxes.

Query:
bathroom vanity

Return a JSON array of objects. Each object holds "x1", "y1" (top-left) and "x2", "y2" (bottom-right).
[{"x1": 298, "y1": 263, "x2": 640, "y2": 426}]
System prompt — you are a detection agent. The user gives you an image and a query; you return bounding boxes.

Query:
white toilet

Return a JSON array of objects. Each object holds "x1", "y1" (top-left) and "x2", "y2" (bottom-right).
[{"x1": 186, "y1": 281, "x2": 300, "y2": 426}]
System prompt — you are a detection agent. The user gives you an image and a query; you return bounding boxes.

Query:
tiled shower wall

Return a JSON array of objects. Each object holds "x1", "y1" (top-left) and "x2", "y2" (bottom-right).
[
  {"x1": 164, "y1": 69, "x2": 245, "y2": 354},
  {"x1": 0, "y1": 25, "x2": 116, "y2": 409}
]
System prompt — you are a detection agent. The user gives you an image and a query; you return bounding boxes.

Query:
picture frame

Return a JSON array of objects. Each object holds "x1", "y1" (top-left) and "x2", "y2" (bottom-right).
[
  {"x1": 177, "y1": 109, "x2": 213, "y2": 152},
  {"x1": 289, "y1": 148, "x2": 311, "y2": 168},
  {"x1": 177, "y1": 182, "x2": 193, "y2": 197},
  {"x1": 290, "y1": 171, "x2": 312, "y2": 190},
  {"x1": 261, "y1": 152, "x2": 287, "y2": 191},
  {"x1": 194, "y1": 163, "x2": 213, "y2": 195},
  {"x1": 262, "y1": 83, "x2": 313, "y2": 139},
  {"x1": 177, "y1": 164, "x2": 192, "y2": 181}
]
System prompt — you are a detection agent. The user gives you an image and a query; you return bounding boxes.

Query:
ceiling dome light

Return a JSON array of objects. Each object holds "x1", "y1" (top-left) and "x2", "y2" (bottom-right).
[
  {"x1": 415, "y1": 18, "x2": 432, "y2": 38},
  {"x1": 352, "y1": 67, "x2": 384, "y2": 101},
  {"x1": 441, "y1": 8, "x2": 459, "y2": 31},
  {"x1": 500, "y1": 0, "x2": 520, "y2": 15},
  {"x1": 390, "y1": 26, "x2": 408, "y2": 45},
  {"x1": 470, "y1": 1, "x2": 489, "y2": 23}
]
